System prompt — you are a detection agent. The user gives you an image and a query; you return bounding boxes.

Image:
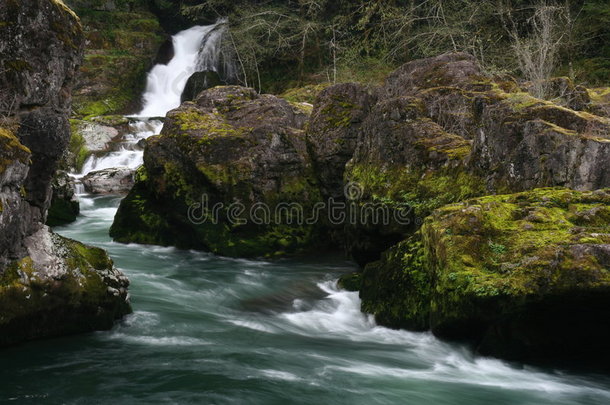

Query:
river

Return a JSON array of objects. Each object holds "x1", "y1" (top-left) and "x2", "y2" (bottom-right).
[
  {"x1": 1, "y1": 194, "x2": 609, "y2": 403},
  {"x1": 1, "y1": 22, "x2": 609, "y2": 405}
]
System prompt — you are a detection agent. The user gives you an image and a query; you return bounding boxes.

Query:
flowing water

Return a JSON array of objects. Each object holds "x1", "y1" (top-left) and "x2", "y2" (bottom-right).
[
  {"x1": 1, "y1": 24, "x2": 609, "y2": 404},
  {"x1": 1, "y1": 195, "x2": 610, "y2": 404}
]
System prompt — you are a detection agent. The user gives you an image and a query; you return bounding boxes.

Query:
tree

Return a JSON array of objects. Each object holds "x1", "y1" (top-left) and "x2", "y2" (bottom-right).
[{"x1": 507, "y1": 1, "x2": 571, "y2": 98}]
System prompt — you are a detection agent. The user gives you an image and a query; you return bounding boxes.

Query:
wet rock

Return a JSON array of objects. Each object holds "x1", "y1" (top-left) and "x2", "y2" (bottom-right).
[
  {"x1": 47, "y1": 170, "x2": 80, "y2": 226},
  {"x1": 0, "y1": 227, "x2": 131, "y2": 346},
  {"x1": 83, "y1": 167, "x2": 135, "y2": 194},
  {"x1": 181, "y1": 71, "x2": 223, "y2": 102}
]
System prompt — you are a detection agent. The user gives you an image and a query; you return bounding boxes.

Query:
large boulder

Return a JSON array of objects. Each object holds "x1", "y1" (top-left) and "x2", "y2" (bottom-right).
[
  {"x1": 470, "y1": 92, "x2": 610, "y2": 191},
  {"x1": 111, "y1": 86, "x2": 325, "y2": 257},
  {"x1": 0, "y1": 227, "x2": 130, "y2": 346},
  {"x1": 360, "y1": 188, "x2": 610, "y2": 367},
  {"x1": 0, "y1": 0, "x2": 131, "y2": 345}
]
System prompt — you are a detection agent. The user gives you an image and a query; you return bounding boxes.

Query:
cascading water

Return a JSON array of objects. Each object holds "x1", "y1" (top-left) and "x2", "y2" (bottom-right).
[
  {"x1": 140, "y1": 24, "x2": 221, "y2": 118},
  {"x1": 78, "y1": 21, "x2": 228, "y2": 177}
]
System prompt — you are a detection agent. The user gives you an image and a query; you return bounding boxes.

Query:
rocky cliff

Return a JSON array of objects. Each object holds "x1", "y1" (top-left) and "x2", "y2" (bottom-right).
[{"x1": 0, "y1": 0, "x2": 131, "y2": 346}]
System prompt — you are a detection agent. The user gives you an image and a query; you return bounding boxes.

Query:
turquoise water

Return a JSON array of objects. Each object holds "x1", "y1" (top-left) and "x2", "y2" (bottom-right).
[{"x1": 1, "y1": 195, "x2": 609, "y2": 404}]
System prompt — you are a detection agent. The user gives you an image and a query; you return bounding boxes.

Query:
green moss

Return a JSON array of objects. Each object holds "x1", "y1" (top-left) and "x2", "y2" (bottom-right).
[
  {"x1": 0, "y1": 235, "x2": 131, "y2": 345},
  {"x1": 0, "y1": 127, "x2": 31, "y2": 175},
  {"x1": 46, "y1": 197, "x2": 79, "y2": 227},
  {"x1": 3, "y1": 59, "x2": 32, "y2": 72},
  {"x1": 360, "y1": 188, "x2": 610, "y2": 335},
  {"x1": 588, "y1": 87, "x2": 610, "y2": 102},
  {"x1": 68, "y1": 120, "x2": 90, "y2": 171},
  {"x1": 348, "y1": 163, "x2": 485, "y2": 217},
  {"x1": 321, "y1": 96, "x2": 359, "y2": 129},
  {"x1": 502, "y1": 92, "x2": 546, "y2": 112},
  {"x1": 337, "y1": 272, "x2": 363, "y2": 291},
  {"x1": 169, "y1": 107, "x2": 251, "y2": 141},
  {"x1": 281, "y1": 83, "x2": 330, "y2": 104},
  {"x1": 360, "y1": 234, "x2": 431, "y2": 330}
]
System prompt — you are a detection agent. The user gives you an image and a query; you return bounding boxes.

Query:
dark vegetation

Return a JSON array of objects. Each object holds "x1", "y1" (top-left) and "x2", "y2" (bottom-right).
[{"x1": 144, "y1": 0, "x2": 610, "y2": 93}]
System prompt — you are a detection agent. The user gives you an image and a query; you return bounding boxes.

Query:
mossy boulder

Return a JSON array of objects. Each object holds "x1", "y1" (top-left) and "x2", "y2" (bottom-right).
[
  {"x1": 360, "y1": 188, "x2": 610, "y2": 366},
  {"x1": 471, "y1": 90, "x2": 610, "y2": 192},
  {"x1": 343, "y1": 91, "x2": 485, "y2": 265},
  {"x1": 0, "y1": 227, "x2": 131, "y2": 346},
  {"x1": 111, "y1": 86, "x2": 326, "y2": 257}
]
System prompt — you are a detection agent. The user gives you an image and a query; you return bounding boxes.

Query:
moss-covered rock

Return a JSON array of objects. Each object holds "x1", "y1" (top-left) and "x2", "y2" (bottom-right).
[
  {"x1": 342, "y1": 89, "x2": 486, "y2": 265},
  {"x1": 111, "y1": 86, "x2": 327, "y2": 257},
  {"x1": 68, "y1": 4, "x2": 166, "y2": 117},
  {"x1": 360, "y1": 188, "x2": 610, "y2": 366},
  {"x1": 0, "y1": 227, "x2": 131, "y2": 346},
  {"x1": 281, "y1": 84, "x2": 330, "y2": 104}
]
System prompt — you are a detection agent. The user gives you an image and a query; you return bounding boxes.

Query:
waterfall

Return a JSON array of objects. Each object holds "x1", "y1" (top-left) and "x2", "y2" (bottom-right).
[
  {"x1": 139, "y1": 22, "x2": 228, "y2": 118},
  {"x1": 78, "y1": 21, "x2": 230, "y2": 178},
  {"x1": 195, "y1": 19, "x2": 237, "y2": 83}
]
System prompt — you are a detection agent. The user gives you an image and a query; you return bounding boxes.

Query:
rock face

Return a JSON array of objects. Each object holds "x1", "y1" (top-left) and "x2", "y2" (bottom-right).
[
  {"x1": 47, "y1": 170, "x2": 80, "y2": 226},
  {"x1": 360, "y1": 188, "x2": 610, "y2": 367},
  {"x1": 111, "y1": 86, "x2": 324, "y2": 257},
  {"x1": 306, "y1": 83, "x2": 377, "y2": 201},
  {"x1": 1, "y1": 0, "x2": 84, "y2": 260},
  {"x1": 0, "y1": 0, "x2": 131, "y2": 346},
  {"x1": 83, "y1": 167, "x2": 134, "y2": 194}
]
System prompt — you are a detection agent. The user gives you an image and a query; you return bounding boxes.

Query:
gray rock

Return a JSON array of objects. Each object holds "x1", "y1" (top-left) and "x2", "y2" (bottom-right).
[
  {"x1": 82, "y1": 167, "x2": 135, "y2": 194},
  {"x1": 306, "y1": 83, "x2": 377, "y2": 201},
  {"x1": 73, "y1": 120, "x2": 119, "y2": 153},
  {"x1": 47, "y1": 170, "x2": 80, "y2": 226}
]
